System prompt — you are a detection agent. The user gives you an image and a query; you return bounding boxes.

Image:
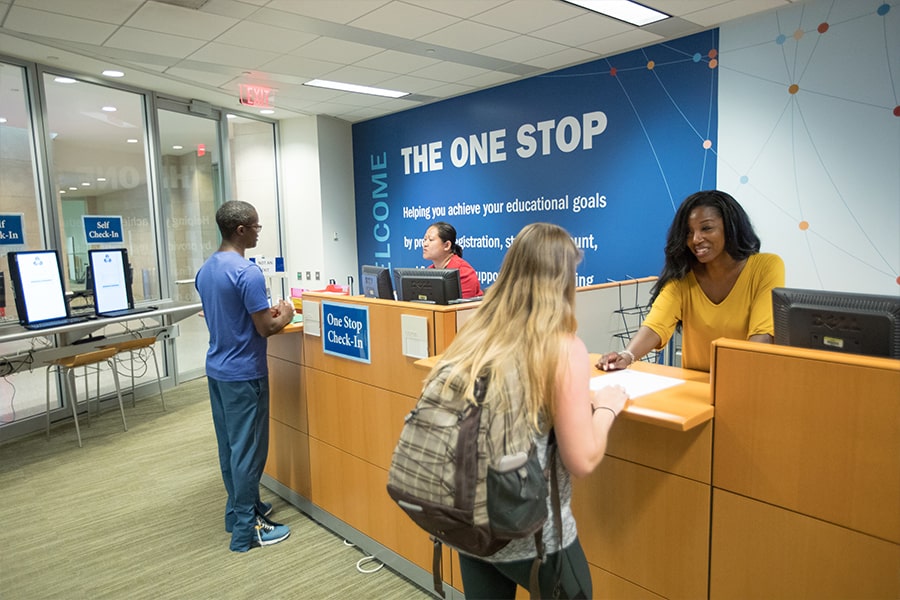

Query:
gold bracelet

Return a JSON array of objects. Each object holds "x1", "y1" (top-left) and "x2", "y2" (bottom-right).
[{"x1": 618, "y1": 349, "x2": 636, "y2": 365}]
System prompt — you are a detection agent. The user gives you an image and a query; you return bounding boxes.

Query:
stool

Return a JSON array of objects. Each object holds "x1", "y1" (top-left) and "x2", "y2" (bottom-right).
[
  {"x1": 46, "y1": 348, "x2": 126, "y2": 448},
  {"x1": 103, "y1": 337, "x2": 166, "y2": 411}
]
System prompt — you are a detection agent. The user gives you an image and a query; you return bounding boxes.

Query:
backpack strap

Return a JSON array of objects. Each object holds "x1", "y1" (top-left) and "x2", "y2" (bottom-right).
[
  {"x1": 432, "y1": 537, "x2": 446, "y2": 598},
  {"x1": 527, "y1": 430, "x2": 563, "y2": 600}
]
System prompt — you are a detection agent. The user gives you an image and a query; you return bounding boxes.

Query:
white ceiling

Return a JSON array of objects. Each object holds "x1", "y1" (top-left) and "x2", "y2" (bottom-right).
[{"x1": 0, "y1": 0, "x2": 797, "y2": 124}]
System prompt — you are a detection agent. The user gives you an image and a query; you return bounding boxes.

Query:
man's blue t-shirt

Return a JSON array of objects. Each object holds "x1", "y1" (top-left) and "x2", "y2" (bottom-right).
[{"x1": 195, "y1": 251, "x2": 270, "y2": 381}]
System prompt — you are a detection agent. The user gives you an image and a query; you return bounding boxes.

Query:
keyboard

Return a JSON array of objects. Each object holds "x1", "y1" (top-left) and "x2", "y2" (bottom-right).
[
  {"x1": 24, "y1": 316, "x2": 90, "y2": 330},
  {"x1": 97, "y1": 306, "x2": 157, "y2": 318}
]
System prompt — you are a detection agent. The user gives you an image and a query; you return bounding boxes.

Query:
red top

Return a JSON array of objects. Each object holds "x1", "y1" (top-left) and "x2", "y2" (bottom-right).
[{"x1": 429, "y1": 254, "x2": 483, "y2": 299}]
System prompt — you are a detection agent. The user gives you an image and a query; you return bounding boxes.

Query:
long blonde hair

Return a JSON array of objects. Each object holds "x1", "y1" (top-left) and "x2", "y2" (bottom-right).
[{"x1": 433, "y1": 223, "x2": 582, "y2": 432}]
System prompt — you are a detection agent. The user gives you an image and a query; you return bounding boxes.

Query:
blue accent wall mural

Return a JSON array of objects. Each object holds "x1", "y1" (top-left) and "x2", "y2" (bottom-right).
[{"x1": 353, "y1": 30, "x2": 720, "y2": 289}]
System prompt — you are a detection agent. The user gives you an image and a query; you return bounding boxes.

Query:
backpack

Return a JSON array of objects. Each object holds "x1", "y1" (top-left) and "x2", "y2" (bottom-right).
[{"x1": 387, "y1": 363, "x2": 560, "y2": 599}]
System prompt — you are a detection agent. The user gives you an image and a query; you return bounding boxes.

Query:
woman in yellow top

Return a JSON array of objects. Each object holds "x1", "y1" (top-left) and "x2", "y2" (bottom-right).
[{"x1": 598, "y1": 190, "x2": 785, "y2": 372}]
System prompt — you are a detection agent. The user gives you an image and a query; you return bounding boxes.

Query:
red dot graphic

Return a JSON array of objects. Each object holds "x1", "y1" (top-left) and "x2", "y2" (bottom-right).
[
  {"x1": 610, "y1": 67, "x2": 617, "y2": 77},
  {"x1": 818, "y1": 22, "x2": 829, "y2": 34},
  {"x1": 708, "y1": 49, "x2": 718, "y2": 59},
  {"x1": 894, "y1": 106, "x2": 900, "y2": 117}
]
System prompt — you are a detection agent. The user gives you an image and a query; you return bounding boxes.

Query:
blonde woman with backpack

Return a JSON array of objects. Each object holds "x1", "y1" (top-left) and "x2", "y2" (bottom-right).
[{"x1": 432, "y1": 222, "x2": 628, "y2": 599}]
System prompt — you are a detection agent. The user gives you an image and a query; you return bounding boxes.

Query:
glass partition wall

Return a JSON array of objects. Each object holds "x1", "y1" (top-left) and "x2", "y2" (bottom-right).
[{"x1": 0, "y1": 57, "x2": 283, "y2": 437}]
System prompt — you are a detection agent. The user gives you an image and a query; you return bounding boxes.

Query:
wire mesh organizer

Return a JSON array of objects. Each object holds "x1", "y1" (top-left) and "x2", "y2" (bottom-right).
[{"x1": 612, "y1": 278, "x2": 665, "y2": 365}]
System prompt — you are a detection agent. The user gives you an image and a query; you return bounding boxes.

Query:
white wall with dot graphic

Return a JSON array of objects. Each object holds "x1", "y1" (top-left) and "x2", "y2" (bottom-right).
[{"x1": 718, "y1": 0, "x2": 899, "y2": 296}]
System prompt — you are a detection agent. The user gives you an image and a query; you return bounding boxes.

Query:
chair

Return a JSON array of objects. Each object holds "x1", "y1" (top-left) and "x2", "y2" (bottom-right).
[
  {"x1": 103, "y1": 336, "x2": 166, "y2": 411},
  {"x1": 46, "y1": 348, "x2": 126, "y2": 448}
]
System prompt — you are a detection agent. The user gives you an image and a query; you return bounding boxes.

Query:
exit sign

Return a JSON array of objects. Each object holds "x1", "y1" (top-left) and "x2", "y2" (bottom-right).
[{"x1": 239, "y1": 84, "x2": 272, "y2": 108}]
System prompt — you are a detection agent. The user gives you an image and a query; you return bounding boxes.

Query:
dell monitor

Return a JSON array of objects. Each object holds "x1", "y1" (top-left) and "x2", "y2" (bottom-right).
[
  {"x1": 361, "y1": 264, "x2": 394, "y2": 300},
  {"x1": 772, "y1": 287, "x2": 900, "y2": 359},
  {"x1": 6, "y1": 250, "x2": 73, "y2": 327},
  {"x1": 393, "y1": 268, "x2": 462, "y2": 305}
]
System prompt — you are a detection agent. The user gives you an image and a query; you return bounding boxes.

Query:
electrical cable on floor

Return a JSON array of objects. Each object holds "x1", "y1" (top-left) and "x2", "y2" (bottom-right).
[{"x1": 342, "y1": 539, "x2": 384, "y2": 574}]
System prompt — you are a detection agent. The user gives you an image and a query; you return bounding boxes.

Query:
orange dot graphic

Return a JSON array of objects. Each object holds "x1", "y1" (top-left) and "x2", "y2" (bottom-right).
[
  {"x1": 703, "y1": 140, "x2": 712, "y2": 149},
  {"x1": 817, "y1": 22, "x2": 829, "y2": 34},
  {"x1": 709, "y1": 59, "x2": 718, "y2": 69},
  {"x1": 610, "y1": 67, "x2": 617, "y2": 77},
  {"x1": 708, "y1": 49, "x2": 718, "y2": 59},
  {"x1": 647, "y1": 60, "x2": 655, "y2": 70},
  {"x1": 789, "y1": 84, "x2": 800, "y2": 94},
  {"x1": 793, "y1": 29, "x2": 804, "y2": 40},
  {"x1": 896, "y1": 276, "x2": 900, "y2": 286},
  {"x1": 799, "y1": 221, "x2": 809, "y2": 231}
]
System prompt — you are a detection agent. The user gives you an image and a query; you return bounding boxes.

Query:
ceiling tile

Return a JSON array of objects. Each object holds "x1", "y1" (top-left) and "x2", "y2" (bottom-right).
[
  {"x1": 401, "y1": 0, "x2": 508, "y2": 19},
  {"x1": 13, "y1": 0, "x2": 143, "y2": 24},
  {"x1": 478, "y1": 35, "x2": 569, "y2": 63},
  {"x1": 125, "y1": 1, "x2": 237, "y2": 40},
  {"x1": 526, "y1": 47, "x2": 599, "y2": 69},
  {"x1": 417, "y1": 20, "x2": 518, "y2": 52},
  {"x1": 259, "y1": 54, "x2": 343, "y2": 79},
  {"x1": 376, "y1": 73, "x2": 449, "y2": 94},
  {"x1": 265, "y1": 0, "x2": 392, "y2": 24},
  {"x1": 530, "y1": 12, "x2": 632, "y2": 46},
  {"x1": 349, "y1": 2, "x2": 459, "y2": 39},
  {"x1": 199, "y1": 0, "x2": 260, "y2": 20},
  {"x1": 418, "y1": 81, "x2": 476, "y2": 99},
  {"x1": 320, "y1": 64, "x2": 399, "y2": 86},
  {"x1": 165, "y1": 66, "x2": 238, "y2": 86},
  {"x1": 458, "y1": 70, "x2": 520, "y2": 88},
  {"x1": 5, "y1": 6, "x2": 115, "y2": 43},
  {"x1": 290, "y1": 37, "x2": 383, "y2": 63},
  {"x1": 106, "y1": 27, "x2": 205, "y2": 59},
  {"x1": 354, "y1": 50, "x2": 441, "y2": 75},
  {"x1": 215, "y1": 21, "x2": 316, "y2": 53},
  {"x1": 186, "y1": 42, "x2": 280, "y2": 69},
  {"x1": 471, "y1": 0, "x2": 582, "y2": 34},
  {"x1": 409, "y1": 61, "x2": 491, "y2": 84},
  {"x1": 683, "y1": 0, "x2": 789, "y2": 27},
  {"x1": 582, "y1": 29, "x2": 664, "y2": 57}
]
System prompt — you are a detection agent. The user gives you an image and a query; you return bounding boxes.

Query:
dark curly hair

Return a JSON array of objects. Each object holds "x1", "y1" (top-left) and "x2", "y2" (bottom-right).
[{"x1": 650, "y1": 190, "x2": 761, "y2": 302}]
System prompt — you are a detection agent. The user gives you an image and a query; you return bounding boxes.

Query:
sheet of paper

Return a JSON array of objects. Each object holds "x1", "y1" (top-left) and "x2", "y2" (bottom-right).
[{"x1": 590, "y1": 369, "x2": 685, "y2": 399}]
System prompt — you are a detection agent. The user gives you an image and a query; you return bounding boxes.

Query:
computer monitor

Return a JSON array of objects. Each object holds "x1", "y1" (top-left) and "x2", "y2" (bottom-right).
[
  {"x1": 361, "y1": 264, "x2": 394, "y2": 300},
  {"x1": 88, "y1": 248, "x2": 134, "y2": 315},
  {"x1": 6, "y1": 250, "x2": 71, "y2": 326},
  {"x1": 772, "y1": 287, "x2": 900, "y2": 359},
  {"x1": 393, "y1": 268, "x2": 462, "y2": 305}
]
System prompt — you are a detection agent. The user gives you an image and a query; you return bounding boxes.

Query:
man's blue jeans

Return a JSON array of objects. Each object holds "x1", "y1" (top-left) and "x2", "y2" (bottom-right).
[{"x1": 208, "y1": 376, "x2": 269, "y2": 551}]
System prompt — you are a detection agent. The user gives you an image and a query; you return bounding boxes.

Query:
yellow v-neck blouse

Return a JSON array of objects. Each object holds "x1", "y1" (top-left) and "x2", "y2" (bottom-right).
[{"x1": 641, "y1": 253, "x2": 785, "y2": 372}]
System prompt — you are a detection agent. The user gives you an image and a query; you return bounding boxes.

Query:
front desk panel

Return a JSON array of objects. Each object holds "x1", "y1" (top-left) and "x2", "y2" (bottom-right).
[{"x1": 265, "y1": 293, "x2": 898, "y2": 598}]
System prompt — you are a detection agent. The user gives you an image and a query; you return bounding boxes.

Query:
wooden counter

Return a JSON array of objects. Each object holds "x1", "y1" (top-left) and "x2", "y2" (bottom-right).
[{"x1": 262, "y1": 288, "x2": 900, "y2": 598}]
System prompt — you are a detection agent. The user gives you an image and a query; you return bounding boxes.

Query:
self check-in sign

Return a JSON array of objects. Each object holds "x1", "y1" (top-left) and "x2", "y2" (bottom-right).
[{"x1": 83, "y1": 215, "x2": 124, "y2": 244}]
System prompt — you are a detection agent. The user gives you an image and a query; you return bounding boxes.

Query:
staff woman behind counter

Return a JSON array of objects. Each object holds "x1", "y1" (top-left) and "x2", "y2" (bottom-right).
[
  {"x1": 423, "y1": 221, "x2": 484, "y2": 299},
  {"x1": 598, "y1": 190, "x2": 785, "y2": 373}
]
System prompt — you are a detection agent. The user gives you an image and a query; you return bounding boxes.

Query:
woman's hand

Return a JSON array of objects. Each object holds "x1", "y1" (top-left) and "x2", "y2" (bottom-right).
[
  {"x1": 596, "y1": 351, "x2": 632, "y2": 371},
  {"x1": 591, "y1": 384, "x2": 629, "y2": 416}
]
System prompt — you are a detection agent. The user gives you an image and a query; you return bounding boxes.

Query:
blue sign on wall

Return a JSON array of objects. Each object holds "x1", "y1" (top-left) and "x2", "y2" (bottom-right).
[
  {"x1": 322, "y1": 301, "x2": 371, "y2": 364},
  {"x1": 0, "y1": 214, "x2": 25, "y2": 245},
  {"x1": 352, "y1": 31, "x2": 719, "y2": 290},
  {"x1": 83, "y1": 215, "x2": 124, "y2": 244}
]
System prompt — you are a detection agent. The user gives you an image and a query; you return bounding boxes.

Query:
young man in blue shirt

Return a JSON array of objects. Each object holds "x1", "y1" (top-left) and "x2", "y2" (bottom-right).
[{"x1": 196, "y1": 200, "x2": 295, "y2": 552}]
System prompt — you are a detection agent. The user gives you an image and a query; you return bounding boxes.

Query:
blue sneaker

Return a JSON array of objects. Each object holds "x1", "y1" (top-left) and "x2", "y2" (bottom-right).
[{"x1": 250, "y1": 514, "x2": 290, "y2": 548}]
